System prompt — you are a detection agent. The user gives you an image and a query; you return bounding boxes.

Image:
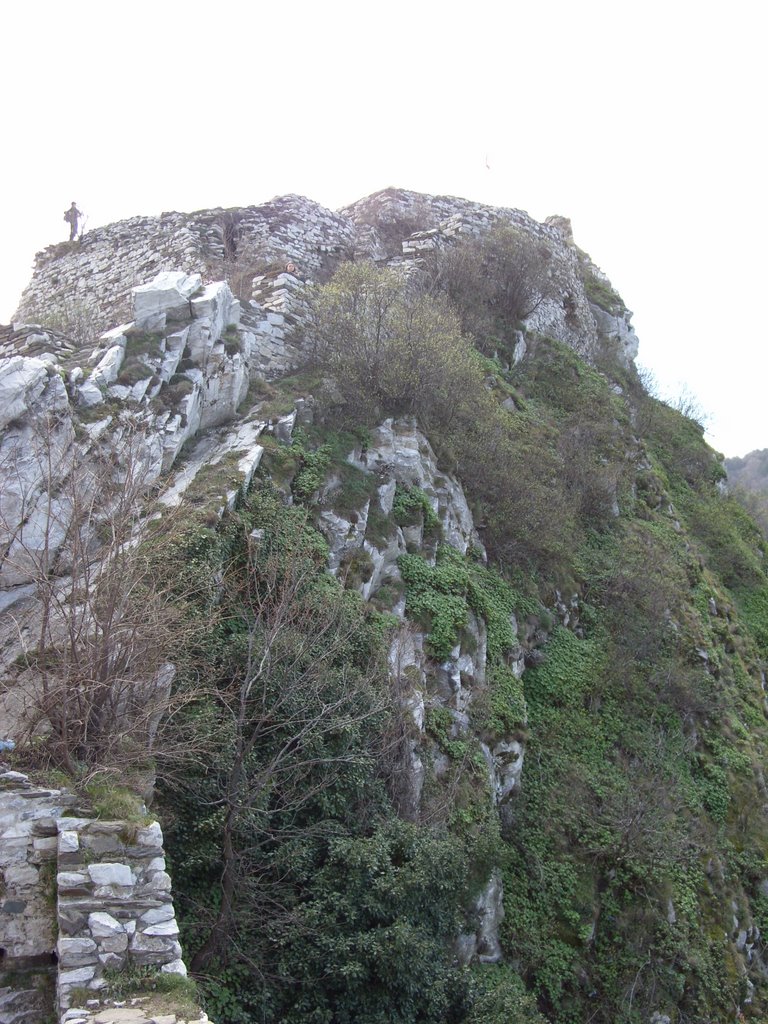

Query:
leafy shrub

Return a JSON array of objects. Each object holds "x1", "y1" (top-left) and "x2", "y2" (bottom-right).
[
  {"x1": 480, "y1": 664, "x2": 528, "y2": 739},
  {"x1": 277, "y1": 820, "x2": 473, "y2": 1023},
  {"x1": 430, "y1": 224, "x2": 556, "y2": 356},
  {"x1": 399, "y1": 549, "x2": 469, "y2": 659},
  {"x1": 309, "y1": 262, "x2": 487, "y2": 429},
  {"x1": 466, "y1": 965, "x2": 550, "y2": 1024},
  {"x1": 393, "y1": 483, "x2": 440, "y2": 530}
]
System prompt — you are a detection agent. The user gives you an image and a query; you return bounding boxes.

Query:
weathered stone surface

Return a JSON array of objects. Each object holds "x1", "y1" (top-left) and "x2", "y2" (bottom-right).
[
  {"x1": 98, "y1": 934, "x2": 130, "y2": 954},
  {"x1": 59, "y1": 965, "x2": 97, "y2": 985},
  {"x1": 77, "y1": 380, "x2": 104, "y2": 407},
  {"x1": 88, "y1": 912, "x2": 125, "y2": 938},
  {"x1": 347, "y1": 418, "x2": 482, "y2": 557},
  {"x1": 93, "y1": 1010, "x2": 153, "y2": 1023},
  {"x1": 136, "y1": 822, "x2": 163, "y2": 847},
  {"x1": 142, "y1": 919, "x2": 179, "y2": 937},
  {"x1": 160, "y1": 957, "x2": 187, "y2": 976},
  {"x1": 58, "y1": 935, "x2": 99, "y2": 967},
  {"x1": 59, "y1": 830, "x2": 80, "y2": 854},
  {"x1": 0, "y1": 356, "x2": 52, "y2": 430},
  {"x1": 89, "y1": 344, "x2": 125, "y2": 387},
  {"x1": 144, "y1": 870, "x2": 172, "y2": 892},
  {"x1": 140, "y1": 905, "x2": 175, "y2": 925},
  {"x1": 132, "y1": 272, "x2": 201, "y2": 327},
  {"x1": 191, "y1": 281, "x2": 235, "y2": 347},
  {"x1": 1, "y1": 898, "x2": 26, "y2": 913},
  {"x1": 590, "y1": 302, "x2": 639, "y2": 367},
  {"x1": 4, "y1": 862, "x2": 38, "y2": 886},
  {"x1": 129, "y1": 930, "x2": 177, "y2": 957},
  {"x1": 58, "y1": 871, "x2": 90, "y2": 891},
  {"x1": 87, "y1": 863, "x2": 133, "y2": 887}
]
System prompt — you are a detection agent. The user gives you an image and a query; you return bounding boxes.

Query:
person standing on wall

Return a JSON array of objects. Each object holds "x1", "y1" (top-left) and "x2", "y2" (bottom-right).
[{"x1": 64, "y1": 202, "x2": 82, "y2": 241}]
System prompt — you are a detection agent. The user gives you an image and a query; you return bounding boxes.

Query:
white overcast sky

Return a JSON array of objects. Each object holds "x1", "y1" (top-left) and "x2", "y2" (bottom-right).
[{"x1": 1, "y1": 0, "x2": 764, "y2": 456}]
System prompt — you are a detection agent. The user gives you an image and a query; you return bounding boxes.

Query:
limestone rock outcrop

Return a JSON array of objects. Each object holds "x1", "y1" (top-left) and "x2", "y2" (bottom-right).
[
  {"x1": 12, "y1": 187, "x2": 639, "y2": 375},
  {"x1": 312, "y1": 416, "x2": 535, "y2": 962},
  {"x1": 0, "y1": 185, "x2": 645, "y2": 1015}
]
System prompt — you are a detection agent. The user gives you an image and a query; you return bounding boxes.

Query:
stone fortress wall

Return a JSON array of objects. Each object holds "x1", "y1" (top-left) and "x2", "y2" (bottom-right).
[
  {"x1": 13, "y1": 187, "x2": 638, "y2": 373},
  {"x1": 13, "y1": 196, "x2": 357, "y2": 338}
]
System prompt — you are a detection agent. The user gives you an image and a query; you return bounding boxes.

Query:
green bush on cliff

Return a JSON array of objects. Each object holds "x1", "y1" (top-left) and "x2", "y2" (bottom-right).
[
  {"x1": 393, "y1": 483, "x2": 440, "y2": 531},
  {"x1": 398, "y1": 546, "x2": 530, "y2": 661}
]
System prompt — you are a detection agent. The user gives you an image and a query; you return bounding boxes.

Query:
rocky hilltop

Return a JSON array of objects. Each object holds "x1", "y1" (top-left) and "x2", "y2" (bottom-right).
[{"x1": 1, "y1": 189, "x2": 767, "y2": 1024}]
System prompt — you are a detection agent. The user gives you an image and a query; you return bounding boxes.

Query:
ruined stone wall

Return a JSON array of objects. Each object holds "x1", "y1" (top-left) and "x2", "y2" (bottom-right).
[
  {"x1": 14, "y1": 196, "x2": 356, "y2": 336},
  {"x1": 12, "y1": 188, "x2": 638, "y2": 377},
  {"x1": 0, "y1": 768, "x2": 202, "y2": 1024},
  {"x1": 56, "y1": 817, "x2": 185, "y2": 1009},
  {"x1": 1, "y1": 768, "x2": 75, "y2": 1024}
]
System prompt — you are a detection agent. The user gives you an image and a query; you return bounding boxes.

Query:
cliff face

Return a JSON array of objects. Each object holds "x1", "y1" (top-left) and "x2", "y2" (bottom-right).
[{"x1": 1, "y1": 189, "x2": 767, "y2": 1024}]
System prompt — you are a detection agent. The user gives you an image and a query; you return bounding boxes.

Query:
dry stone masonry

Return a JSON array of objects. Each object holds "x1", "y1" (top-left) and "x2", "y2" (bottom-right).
[
  {"x1": 0, "y1": 768, "x2": 203, "y2": 1024},
  {"x1": 56, "y1": 817, "x2": 185, "y2": 1008},
  {"x1": 1, "y1": 768, "x2": 74, "y2": 1024},
  {"x1": 13, "y1": 196, "x2": 356, "y2": 338}
]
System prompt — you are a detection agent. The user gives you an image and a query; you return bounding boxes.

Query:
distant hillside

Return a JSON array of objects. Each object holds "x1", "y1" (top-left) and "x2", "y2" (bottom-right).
[{"x1": 726, "y1": 449, "x2": 768, "y2": 535}]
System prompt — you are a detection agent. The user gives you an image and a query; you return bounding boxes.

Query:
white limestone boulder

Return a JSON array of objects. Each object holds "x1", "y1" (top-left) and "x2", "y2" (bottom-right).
[
  {"x1": 89, "y1": 344, "x2": 126, "y2": 387},
  {"x1": 1, "y1": 493, "x2": 73, "y2": 587},
  {"x1": 76, "y1": 380, "x2": 104, "y2": 407},
  {"x1": 0, "y1": 356, "x2": 66, "y2": 431},
  {"x1": 132, "y1": 271, "x2": 202, "y2": 328},
  {"x1": 191, "y1": 281, "x2": 235, "y2": 350},
  {"x1": 199, "y1": 355, "x2": 250, "y2": 430}
]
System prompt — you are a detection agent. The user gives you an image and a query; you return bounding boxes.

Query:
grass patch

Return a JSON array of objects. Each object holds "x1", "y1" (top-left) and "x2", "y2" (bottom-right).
[
  {"x1": 84, "y1": 781, "x2": 151, "y2": 822},
  {"x1": 102, "y1": 965, "x2": 199, "y2": 1016}
]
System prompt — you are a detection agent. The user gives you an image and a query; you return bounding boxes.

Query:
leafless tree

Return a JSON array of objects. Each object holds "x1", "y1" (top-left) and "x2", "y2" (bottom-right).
[{"x1": 1, "y1": 412, "x2": 197, "y2": 782}]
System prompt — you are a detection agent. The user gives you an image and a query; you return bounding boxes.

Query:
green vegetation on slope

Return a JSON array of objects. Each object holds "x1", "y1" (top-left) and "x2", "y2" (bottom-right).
[
  {"x1": 14, "y1": 233, "x2": 768, "y2": 1024},
  {"x1": 297, "y1": 256, "x2": 768, "y2": 1022}
]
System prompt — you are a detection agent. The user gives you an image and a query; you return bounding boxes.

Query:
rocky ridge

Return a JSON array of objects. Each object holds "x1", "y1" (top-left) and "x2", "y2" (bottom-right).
[{"x1": 1, "y1": 187, "x2": 646, "y2": 1021}]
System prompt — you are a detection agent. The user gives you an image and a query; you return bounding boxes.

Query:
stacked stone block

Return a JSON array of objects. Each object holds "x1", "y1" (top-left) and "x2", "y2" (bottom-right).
[
  {"x1": 1, "y1": 767, "x2": 76, "y2": 1024},
  {"x1": 56, "y1": 819, "x2": 185, "y2": 1010},
  {"x1": 0, "y1": 768, "x2": 200, "y2": 1024},
  {"x1": 13, "y1": 195, "x2": 355, "y2": 337}
]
